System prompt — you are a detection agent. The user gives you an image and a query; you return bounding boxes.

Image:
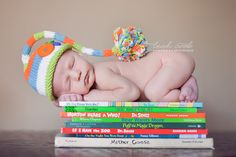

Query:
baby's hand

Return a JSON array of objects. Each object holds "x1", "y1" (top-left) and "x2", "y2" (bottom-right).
[
  {"x1": 52, "y1": 94, "x2": 83, "y2": 107},
  {"x1": 58, "y1": 94, "x2": 83, "y2": 101}
]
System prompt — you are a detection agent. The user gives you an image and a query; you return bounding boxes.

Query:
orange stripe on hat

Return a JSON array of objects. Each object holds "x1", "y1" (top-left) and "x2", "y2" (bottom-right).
[
  {"x1": 63, "y1": 37, "x2": 75, "y2": 45},
  {"x1": 26, "y1": 36, "x2": 36, "y2": 47},
  {"x1": 104, "y1": 49, "x2": 113, "y2": 56},
  {"x1": 24, "y1": 50, "x2": 38, "y2": 81}
]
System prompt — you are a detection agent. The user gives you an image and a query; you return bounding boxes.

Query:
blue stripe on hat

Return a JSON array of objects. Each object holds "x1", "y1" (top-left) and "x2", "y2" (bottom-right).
[
  {"x1": 28, "y1": 54, "x2": 42, "y2": 92},
  {"x1": 93, "y1": 49, "x2": 103, "y2": 56},
  {"x1": 23, "y1": 44, "x2": 31, "y2": 55},
  {"x1": 55, "y1": 33, "x2": 65, "y2": 42}
]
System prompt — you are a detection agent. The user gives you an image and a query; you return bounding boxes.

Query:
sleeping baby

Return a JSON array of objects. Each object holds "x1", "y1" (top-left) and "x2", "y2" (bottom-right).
[
  {"x1": 53, "y1": 50, "x2": 198, "y2": 103},
  {"x1": 22, "y1": 29, "x2": 198, "y2": 106}
]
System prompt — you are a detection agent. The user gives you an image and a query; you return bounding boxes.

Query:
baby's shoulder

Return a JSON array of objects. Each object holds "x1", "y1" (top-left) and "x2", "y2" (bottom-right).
[
  {"x1": 93, "y1": 62, "x2": 120, "y2": 89},
  {"x1": 94, "y1": 61, "x2": 118, "y2": 75},
  {"x1": 93, "y1": 61, "x2": 119, "y2": 73}
]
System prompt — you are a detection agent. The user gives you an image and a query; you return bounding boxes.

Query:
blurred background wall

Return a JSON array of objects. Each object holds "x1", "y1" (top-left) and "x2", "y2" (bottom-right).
[{"x1": 0, "y1": 0, "x2": 235, "y2": 132}]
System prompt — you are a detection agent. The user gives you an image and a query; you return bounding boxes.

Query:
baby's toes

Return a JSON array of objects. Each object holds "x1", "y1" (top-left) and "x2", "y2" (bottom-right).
[
  {"x1": 190, "y1": 92, "x2": 198, "y2": 102},
  {"x1": 179, "y1": 94, "x2": 186, "y2": 101},
  {"x1": 181, "y1": 87, "x2": 195, "y2": 102},
  {"x1": 180, "y1": 87, "x2": 192, "y2": 97}
]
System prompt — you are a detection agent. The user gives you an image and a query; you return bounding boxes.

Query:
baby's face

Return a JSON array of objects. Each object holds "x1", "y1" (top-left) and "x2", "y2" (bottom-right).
[{"x1": 53, "y1": 50, "x2": 95, "y2": 98}]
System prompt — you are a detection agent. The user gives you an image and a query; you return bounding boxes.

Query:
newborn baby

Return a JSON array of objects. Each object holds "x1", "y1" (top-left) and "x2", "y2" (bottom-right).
[
  {"x1": 53, "y1": 50, "x2": 198, "y2": 104},
  {"x1": 22, "y1": 30, "x2": 198, "y2": 105}
]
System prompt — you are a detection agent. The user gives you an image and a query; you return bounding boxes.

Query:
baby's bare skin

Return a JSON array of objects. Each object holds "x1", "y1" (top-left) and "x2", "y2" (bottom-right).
[{"x1": 53, "y1": 50, "x2": 198, "y2": 105}]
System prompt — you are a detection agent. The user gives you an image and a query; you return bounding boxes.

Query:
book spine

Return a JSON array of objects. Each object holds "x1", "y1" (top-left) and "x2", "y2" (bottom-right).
[
  {"x1": 59, "y1": 101, "x2": 203, "y2": 108},
  {"x1": 64, "y1": 106, "x2": 197, "y2": 113},
  {"x1": 61, "y1": 112, "x2": 206, "y2": 118},
  {"x1": 72, "y1": 117, "x2": 206, "y2": 123},
  {"x1": 67, "y1": 134, "x2": 207, "y2": 139},
  {"x1": 65, "y1": 122, "x2": 206, "y2": 129},
  {"x1": 55, "y1": 137, "x2": 214, "y2": 148},
  {"x1": 61, "y1": 128, "x2": 208, "y2": 135}
]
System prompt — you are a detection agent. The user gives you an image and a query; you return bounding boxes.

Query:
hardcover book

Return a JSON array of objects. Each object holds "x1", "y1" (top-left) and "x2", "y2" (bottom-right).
[
  {"x1": 55, "y1": 134, "x2": 214, "y2": 148},
  {"x1": 59, "y1": 101, "x2": 203, "y2": 108},
  {"x1": 61, "y1": 112, "x2": 206, "y2": 118}
]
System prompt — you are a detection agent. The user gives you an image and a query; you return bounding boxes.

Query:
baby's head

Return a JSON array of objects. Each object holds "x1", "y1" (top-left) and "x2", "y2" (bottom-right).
[
  {"x1": 53, "y1": 50, "x2": 95, "y2": 98},
  {"x1": 22, "y1": 31, "x2": 99, "y2": 101}
]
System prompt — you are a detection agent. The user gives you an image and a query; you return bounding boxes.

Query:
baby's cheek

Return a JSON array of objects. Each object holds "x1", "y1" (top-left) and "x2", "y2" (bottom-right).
[{"x1": 72, "y1": 83, "x2": 90, "y2": 94}]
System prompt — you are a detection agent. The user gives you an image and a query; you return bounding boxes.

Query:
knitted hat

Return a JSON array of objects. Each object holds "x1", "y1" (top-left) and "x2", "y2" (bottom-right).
[
  {"x1": 22, "y1": 27, "x2": 148, "y2": 101},
  {"x1": 22, "y1": 31, "x2": 114, "y2": 101}
]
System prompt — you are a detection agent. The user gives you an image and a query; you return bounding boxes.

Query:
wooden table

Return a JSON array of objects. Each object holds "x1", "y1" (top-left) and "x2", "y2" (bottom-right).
[{"x1": 0, "y1": 131, "x2": 235, "y2": 157}]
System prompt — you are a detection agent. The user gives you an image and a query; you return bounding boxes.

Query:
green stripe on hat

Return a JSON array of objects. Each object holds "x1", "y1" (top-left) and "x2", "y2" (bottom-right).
[
  {"x1": 34, "y1": 32, "x2": 44, "y2": 40},
  {"x1": 45, "y1": 44, "x2": 72, "y2": 101},
  {"x1": 24, "y1": 64, "x2": 28, "y2": 71},
  {"x1": 73, "y1": 42, "x2": 83, "y2": 52}
]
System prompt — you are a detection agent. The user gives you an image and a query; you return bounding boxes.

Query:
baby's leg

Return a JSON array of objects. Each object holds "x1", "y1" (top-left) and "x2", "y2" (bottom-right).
[{"x1": 144, "y1": 52, "x2": 195, "y2": 102}]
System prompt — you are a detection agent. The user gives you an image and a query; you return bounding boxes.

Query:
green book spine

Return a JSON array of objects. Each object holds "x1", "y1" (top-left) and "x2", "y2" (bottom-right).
[
  {"x1": 71, "y1": 117, "x2": 206, "y2": 123},
  {"x1": 64, "y1": 106, "x2": 197, "y2": 113}
]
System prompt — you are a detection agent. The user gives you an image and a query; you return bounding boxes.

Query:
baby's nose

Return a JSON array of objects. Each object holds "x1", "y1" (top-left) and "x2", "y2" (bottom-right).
[{"x1": 70, "y1": 70, "x2": 81, "y2": 81}]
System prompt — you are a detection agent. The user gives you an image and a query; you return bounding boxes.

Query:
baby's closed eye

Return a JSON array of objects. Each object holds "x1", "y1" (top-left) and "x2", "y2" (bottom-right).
[
  {"x1": 65, "y1": 76, "x2": 71, "y2": 91},
  {"x1": 69, "y1": 56, "x2": 75, "y2": 69}
]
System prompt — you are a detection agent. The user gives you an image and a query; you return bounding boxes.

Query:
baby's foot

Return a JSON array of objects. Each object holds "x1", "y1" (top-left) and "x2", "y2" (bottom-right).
[{"x1": 179, "y1": 76, "x2": 198, "y2": 102}]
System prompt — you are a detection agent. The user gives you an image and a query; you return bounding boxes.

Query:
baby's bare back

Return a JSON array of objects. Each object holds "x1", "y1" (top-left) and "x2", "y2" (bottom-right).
[{"x1": 95, "y1": 51, "x2": 190, "y2": 91}]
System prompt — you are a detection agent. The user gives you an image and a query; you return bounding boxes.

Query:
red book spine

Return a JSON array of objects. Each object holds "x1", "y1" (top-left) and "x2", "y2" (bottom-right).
[
  {"x1": 60, "y1": 112, "x2": 206, "y2": 118},
  {"x1": 61, "y1": 128, "x2": 208, "y2": 135}
]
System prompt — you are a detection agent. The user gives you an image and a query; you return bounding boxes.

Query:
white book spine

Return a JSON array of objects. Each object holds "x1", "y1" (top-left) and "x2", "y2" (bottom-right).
[
  {"x1": 55, "y1": 137, "x2": 214, "y2": 149},
  {"x1": 59, "y1": 101, "x2": 203, "y2": 107},
  {"x1": 59, "y1": 101, "x2": 110, "y2": 106}
]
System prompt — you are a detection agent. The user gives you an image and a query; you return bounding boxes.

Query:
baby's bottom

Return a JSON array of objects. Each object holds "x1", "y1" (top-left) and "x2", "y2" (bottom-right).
[{"x1": 144, "y1": 52, "x2": 195, "y2": 102}]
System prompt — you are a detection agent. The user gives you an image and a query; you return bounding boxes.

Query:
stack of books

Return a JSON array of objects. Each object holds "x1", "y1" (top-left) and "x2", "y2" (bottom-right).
[{"x1": 55, "y1": 102, "x2": 214, "y2": 148}]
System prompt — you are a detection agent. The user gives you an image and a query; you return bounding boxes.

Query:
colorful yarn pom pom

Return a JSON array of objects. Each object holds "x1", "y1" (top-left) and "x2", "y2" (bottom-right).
[{"x1": 112, "y1": 26, "x2": 148, "y2": 62}]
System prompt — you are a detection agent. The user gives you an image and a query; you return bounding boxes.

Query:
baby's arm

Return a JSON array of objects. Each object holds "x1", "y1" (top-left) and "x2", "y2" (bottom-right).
[{"x1": 83, "y1": 66, "x2": 140, "y2": 101}]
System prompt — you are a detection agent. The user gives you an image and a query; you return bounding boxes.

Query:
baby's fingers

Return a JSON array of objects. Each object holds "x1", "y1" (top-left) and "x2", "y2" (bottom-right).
[
  {"x1": 70, "y1": 94, "x2": 82, "y2": 101},
  {"x1": 58, "y1": 94, "x2": 70, "y2": 101},
  {"x1": 66, "y1": 94, "x2": 83, "y2": 101},
  {"x1": 58, "y1": 94, "x2": 83, "y2": 101},
  {"x1": 73, "y1": 94, "x2": 83, "y2": 101}
]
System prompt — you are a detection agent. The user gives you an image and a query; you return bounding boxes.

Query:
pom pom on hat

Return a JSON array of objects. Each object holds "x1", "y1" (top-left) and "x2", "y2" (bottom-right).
[{"x1": 112, "y1": 26, "x2": 148, "y2": 62}]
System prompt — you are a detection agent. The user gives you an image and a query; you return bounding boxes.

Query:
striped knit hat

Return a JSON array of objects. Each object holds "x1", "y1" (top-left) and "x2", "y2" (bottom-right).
[{"x1": 22, "y1": 31, "x2": 113, "y2": 101}]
